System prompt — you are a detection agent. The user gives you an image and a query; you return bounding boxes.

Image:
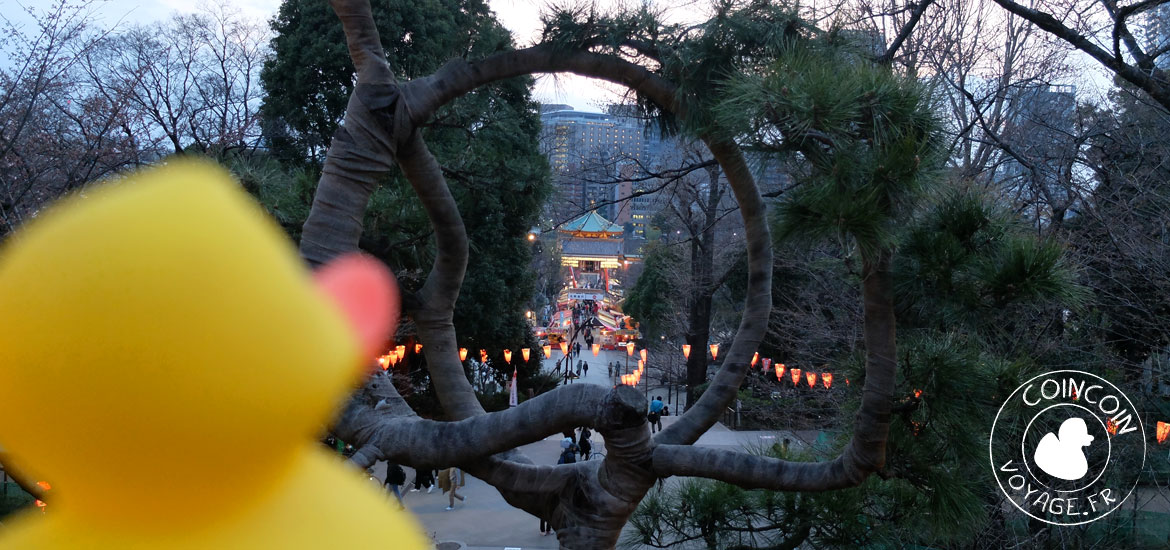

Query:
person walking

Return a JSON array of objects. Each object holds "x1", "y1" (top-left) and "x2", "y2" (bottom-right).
[
  {"x1": 583, "y1": 361, "x2": 589, "y2": 377},
  {"x1": 578, "y1": 428, "x2": 592, "y2": 460},
  {"x1": 440, "y1": 467, "x2": 466, "y2": 510},
  {"x1": 411, "y1": 467, "x2": 435, "y2": 493},
  {"x1": 648, "y1": 396, "x2": 665, "y2": 433},
  {"x1": 607, "y1": 363, "x2": 613, "y2": 378},
  {"x1": 384, "y1": 462, "x2": 407, "y2": 509}
]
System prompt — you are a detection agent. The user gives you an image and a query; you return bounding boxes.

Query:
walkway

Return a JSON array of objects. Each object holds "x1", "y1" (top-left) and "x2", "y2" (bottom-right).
[{"x1": 367, "y1": 330, "x2": 819, "y2": 549}]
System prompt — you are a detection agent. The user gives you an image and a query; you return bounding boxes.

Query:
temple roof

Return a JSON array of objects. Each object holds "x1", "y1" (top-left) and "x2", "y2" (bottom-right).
[
  {"x1": 560, "y1": 211, "x2": 621, "y2": 235},
  {"x1": 561, "y1": 238, "x2": 623, "y2": 257}
]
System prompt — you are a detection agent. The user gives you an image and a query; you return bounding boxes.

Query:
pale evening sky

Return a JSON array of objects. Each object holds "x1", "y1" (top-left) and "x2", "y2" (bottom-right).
[{"x1": 11, "y1": 0, "x2": 713, "y2": 112}]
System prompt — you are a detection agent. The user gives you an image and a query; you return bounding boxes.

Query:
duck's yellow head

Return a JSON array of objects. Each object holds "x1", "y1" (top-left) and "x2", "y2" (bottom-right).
[{"x1": 0, "y1": 160, "x2": 396, "y2": 525}]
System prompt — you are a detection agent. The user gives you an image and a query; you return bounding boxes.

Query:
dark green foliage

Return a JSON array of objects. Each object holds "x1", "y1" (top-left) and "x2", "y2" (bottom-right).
[
  {"x1": 719, "y1": 44, "x2": 942, "y2": 263},
  {"x1": 622, "y1": 244, "x2": 682, "y2": 340},
  {"x1": 258, "y1": 0, "x2": 551, "y2": 398},
  {"x1": 896, "y1": 189, "x2": 1085, "y2": 342},
  {"x1": 261, "y1": 0, "x2": 516, "y2": 162}
]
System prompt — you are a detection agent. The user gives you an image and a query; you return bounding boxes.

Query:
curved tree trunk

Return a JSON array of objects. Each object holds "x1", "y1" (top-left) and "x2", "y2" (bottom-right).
[{"x1": 299, "y1": 2, "x2": 899, "y2": 547}]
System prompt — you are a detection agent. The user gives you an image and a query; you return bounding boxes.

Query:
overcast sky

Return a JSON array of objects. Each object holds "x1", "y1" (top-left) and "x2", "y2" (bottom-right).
[
  {"x1": 24, "y1": 0, "x2": 692, "y2": 112},
  {"x1": 11, "y1": 0, "x2": 1109, "y2": 108}
]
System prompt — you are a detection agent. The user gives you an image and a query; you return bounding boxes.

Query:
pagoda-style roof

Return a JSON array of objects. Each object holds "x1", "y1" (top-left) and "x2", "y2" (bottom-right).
[
  {"x1": 561, "y1": 238, "x2": 623, "y2": 257},
  {"x1": 560, "y1": 211, "x2": 622, "y2": 236}
]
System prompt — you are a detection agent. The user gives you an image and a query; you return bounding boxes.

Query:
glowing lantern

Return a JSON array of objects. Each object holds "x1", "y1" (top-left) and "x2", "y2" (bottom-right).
[
  {"x1": 776, "y1": 363, "x2": 786, "y2": 381},
  {"x1": 1156, "y1": 421, "x2": 1169, "y2": 444},
  {"x1": 682, "y1": 344, "x2": 691, "y2": 359},
  {"x1": 762, "y1": 357, "x2": 771, "y2": 371},
  {"x1": 414, "y1": 343, "x2": 422, "y2": 354},
  {"x1": 377, "y1": 355, "x2": 389, "y2": 370},
  {"x1": 822, "y1": 373, "x2": 833, "y2": 389},
  {"x1": 751, "y1": 352, "x2": 758, "y2": 367},
  {"x1": 791, "y1": 368, "x2": 802, "y2": 386},
  {"x1": 638, "y1": 359, "x2": 644, "y2": 371},
  {"x1": 626, "y1": 342, "x2": 635, "y2": 356},
  {"x1": 36, "y1": 481, "x2": 51, "y2": 491},
  {"x1": 592, "y1": 343, "x2": 600, "y2": 356},
  {"x1": 522, "y1": 348, "x2": 531, "y2": 362},
  {"x1": 388, "y1": 353, "x2": 398, "y2": 366},
  {"x1": 480, "y1": 349, "x2": 488, "y2": 363},
  {"x1": 914, "y1": 389, "x2": 923, "y2": 399},
  {"x1": 640, "y1": 348, "x2": 647, "y2": 362},
  {"x1": 504, "y1": 349, "x2": 512, "y2": 364},
  {"x1": 395, "y1": 345, "x2": 405, "y2": 362},
  {"x1": 709, "y1": 344, "x2": 719, "y2": 360},
  {"x1": 560, "y1": 341, "x2": 569, "y2": 356},
  {"x1": 459, "y1": 348, "x2": 468, "y2": 361},
  {"x1": 806, "y1": 372, "x2": 817, "y2": 388},
  {"x1": 846, "y1": 378, "x2": 850, "y2": 386},
  {"x1": 543, "y1": 344, "x2": 552, "y2": 358}
]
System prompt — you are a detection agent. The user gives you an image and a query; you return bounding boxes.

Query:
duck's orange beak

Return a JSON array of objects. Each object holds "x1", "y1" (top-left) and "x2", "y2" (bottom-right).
[{"x1": 313, "y1": 253, "x2": 399, "y2": 361}]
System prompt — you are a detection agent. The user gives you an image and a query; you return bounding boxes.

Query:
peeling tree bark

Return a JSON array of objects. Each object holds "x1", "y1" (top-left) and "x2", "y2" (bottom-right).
[{"x1": 299, "y1": 1, "x2": 899, "y2": 547}]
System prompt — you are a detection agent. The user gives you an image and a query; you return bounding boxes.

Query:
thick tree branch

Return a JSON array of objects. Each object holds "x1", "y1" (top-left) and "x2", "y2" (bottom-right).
[
  {"x1": 989, "y1": 0, "x2": 1170, "y2": 111},
  {"x1": 875, "y1": 0, "x2": 937, "y2": 65}
]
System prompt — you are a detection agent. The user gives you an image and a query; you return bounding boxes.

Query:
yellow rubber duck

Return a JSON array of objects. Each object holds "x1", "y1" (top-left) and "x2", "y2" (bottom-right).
[{"x1": 0, "y1": 160, "x2": 428, "y2": 549}]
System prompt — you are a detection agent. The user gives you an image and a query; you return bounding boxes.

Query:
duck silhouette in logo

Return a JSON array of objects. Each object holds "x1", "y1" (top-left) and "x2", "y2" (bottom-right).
[{"x1": 1033, "y1": 417, "x2": 1096, "y2": 480}]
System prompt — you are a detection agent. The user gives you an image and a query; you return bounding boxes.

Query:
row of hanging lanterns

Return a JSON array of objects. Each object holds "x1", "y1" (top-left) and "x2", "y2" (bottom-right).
[
  {"x1": 621, "y1": 358, "x2": 646, "y2": 386},
  {"x1": 680, "y1": 344, "x2": 718, "y2": 360}
]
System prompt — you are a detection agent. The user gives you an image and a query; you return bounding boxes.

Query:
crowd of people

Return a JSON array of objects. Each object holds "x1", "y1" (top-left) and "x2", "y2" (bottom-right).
[{"x1": 371, "y1": 463, "x2": 468, "y2": 512}]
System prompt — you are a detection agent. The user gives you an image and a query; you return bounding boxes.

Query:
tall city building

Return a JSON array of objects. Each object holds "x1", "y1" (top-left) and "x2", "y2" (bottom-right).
[
  {"x1": 1144, "y1": 4, "x2": 1170, "y2": 70},
  {"x1": 539, "y1": 104, "x2": 657, "y2": 224},
  {"x1": 1001, "y1": 84, "x2": 1079, "y2": 224}
]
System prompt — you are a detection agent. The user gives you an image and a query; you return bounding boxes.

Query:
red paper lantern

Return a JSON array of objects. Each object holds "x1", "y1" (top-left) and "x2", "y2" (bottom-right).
[
  {"x1": 640, "y1": 348, "x2": 648, "y2": 362},
  {"x1": 522, "y1": 348, "x2": 531, "y2": 362},
  {"x1": 791, "y1": 368, "x2": 802, "y2": 386},
  {"x1": 682, "y1": 344, "x2": 691, "y2": 359},
  {"x1": 459, "y1": 348, "x2": 468, "y2": 361},
  {"x1": 395, "y1": 345, "x2": 405, "y2": 362},
  {"x1": 822, "y1": 373, "x2": 833, "y2": 389},
  {"x1": 593, "y1": 343, "x2": 600, "y2": 356},
  {"x1": 806, "y1": 372, "x2": 817, "y2": 388},
  {"x1": 504, "y1": 349, "x2": 513, "y2": 364},
  {"x1": 751, "y1": 352, "x2": 758, "y2": 367},
  {"x1": 626, "y1": 342, "x2": 635, "y2": 356},
  {"x1": 414, "y1": 343, "x2": 422, "y2": 354},
  {"x1": 1156, "y1": 421, "x2": 1169, "y2": 444},
  {"x1": 543, "y1": 344, "x2": 552, "y2": 359},
  {"x1": 560, "y1": 341, "x2": 569, "y2": 356},
  {"x1": 709, "y1": 344, "x2": 719, "y2": 360}
]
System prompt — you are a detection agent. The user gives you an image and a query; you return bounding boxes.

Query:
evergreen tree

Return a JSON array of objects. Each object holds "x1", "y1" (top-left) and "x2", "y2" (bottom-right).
[{"x1": 258, "y1": 0, "x2": 550, "y2": 400}]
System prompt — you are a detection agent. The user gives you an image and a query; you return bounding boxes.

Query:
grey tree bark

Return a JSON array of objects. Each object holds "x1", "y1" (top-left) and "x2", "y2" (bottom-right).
[{"x1": 298, "y1": 1, "x2": 900, "y2": 547}]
